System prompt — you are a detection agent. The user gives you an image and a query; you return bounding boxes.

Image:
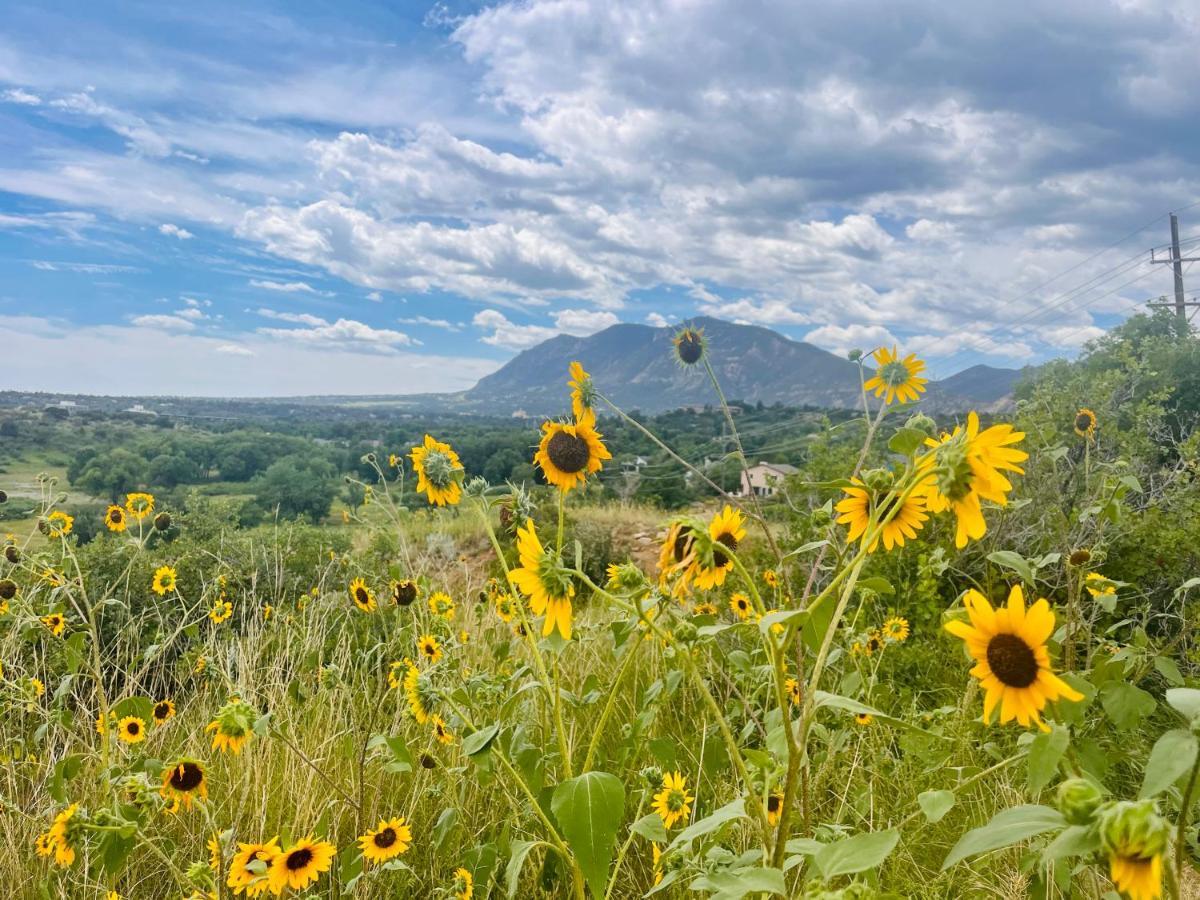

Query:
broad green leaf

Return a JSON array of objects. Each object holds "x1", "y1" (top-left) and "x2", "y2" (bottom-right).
[
  {"x1": 631, "y1": 813, "x2": 668, "y2": 843},
  {"x1": 1100, "y1": 683, "x2": 1156, "y2": 730},
  {"x1": 433, "y1": 807, "x2": 459, "y2": 852},
  {"x1": 917, "y1": 790, "x2": 955, "y2": 824},
  {"x1": 505, "y1": 840, "x2": 544, "y2": 898},
  {"x1": 758, "y1": 608, "x2": 803, "y2": 635},
  {"x1": 1027, "y1": 726, "x2": 1069, "y2": 793},
  {"x1": 367, "y1": 733, "x2": 413, "y2": 773},
  {"x1": 1154, "y1": 656, "x2": 1185, "y2": 687},
  {"x1": 941, "y1": 805, "x2": 1064, "y2": 870},
  {"x1": 551, "y1": 771, "x2": 625, "y2": 900},
  {"x1": 888, "y1": 427, "x2": 928, "y2": 456},
  {"x1": 1140, "y1": 729, "x2": 1198, "y2": 799},
  {"x1": 987, "y1": 550, "x2": 1034, "y2": 585},
  {"x1": 814, "y1": 829, "x2": 899, "y2": 879},
  {"x1": 857, "y1": 576, "x2": 894, "y2": 596},
  {"x1": 812, "y1": 691, "x2": 941, "y2": 737},
  {"x1": 1041, "y1": 825, "x2": 1101, "y2": 863},
  {"x1": 669, "y1": 797, "x2": 747, "y2": 850},
  {"x1": 1166, "y1": 688, "x2": 1200, "y2": 723},
  {"x1": 462, "y1": 723, "x2": 501, "y2": 756},
  {"x1": 690, "y1": 867, "x2": 787, "y2": 899}
]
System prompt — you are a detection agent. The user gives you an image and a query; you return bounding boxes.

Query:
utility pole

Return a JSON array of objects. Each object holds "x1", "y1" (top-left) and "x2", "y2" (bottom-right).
[{"x1": 1149, "y1": 212, "x2": 1200, "y2": 322}]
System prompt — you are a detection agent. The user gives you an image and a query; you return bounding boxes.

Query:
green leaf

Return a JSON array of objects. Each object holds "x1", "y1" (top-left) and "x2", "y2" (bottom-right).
[
  {"x1": 1099, "y1": 683, "x2": 1156, "y2": 730},
  {"x1": 1041, "y1": 824, "x2": 1101, "y2": 863},
  {"x1": 690, "y1": 867, "x2": 787, "y2": 899},
  {"x1": 1140, "y1": 729, "x2": 1198, "y2": 799},
  {"x1": 551, "y1": 771, "x2": 625, "y2": 900},
  {"x1": 631, "y1": 813, "x2": 668, "y2": 843},
  {"x1": 758, "y1": 608, "x2": 803, "y2": 635},
  {"x1": 987, "y1": 550, "x2": 1034, "y2": 585},
  {"x1": 669, "y1": 797, "x2": 747, "y2": 850},
  {"x1": 814, "y1": 829, "x2": 899, "y2": 879},
  {"x1": 941, "y1": 805, "x2": 1065, "y2": 870},
  {"x1": 367, "y1": 733, "x2": 413, "y2": 773},
  {"x1": 888, "y1": 427, "x2": 928, "y2": 456},
  {"x1": 1027, "y1": 726, "x2": 1070, "y2": 793},
  {"x1": 505, "y1": 840, "x2": 544, "y2": 899},
  {"x1": 812, "y1": 691, "x2": 942, "y2": 737},
  {"x1": 462, "y1": 723, "x2": 501, "y2": 756},
  {"x1": 917, "y1": 790, "x2": 955, "y2": 824},
  {"x1": 1154, "y1": 656, "x2": 1185, "y2": 687},
  {"x1": 857, "y1": 576, "x2": 894, "y2": 596},
  {"x1": 1167, "y1": 688, "x2": 1200, "y2": 723},
  {"x1": 433, "y1": 808, "x2": 459, "y2": 852}
]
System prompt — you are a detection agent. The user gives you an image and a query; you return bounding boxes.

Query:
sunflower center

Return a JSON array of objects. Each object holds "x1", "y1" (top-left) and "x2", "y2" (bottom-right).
[
  {"x1": 1075, "y1": 413, "x2": 1093, "y2": 431},
  {"x1": 355, "y1": 587, "x2": 369, "y2": 605},
  {"x1": 374, "y1": 828, "x2": 397, "y2": 848},
  {"x1": 286, "y1": 847, "x2": 314, "y2": 870},
  {"x1": 126, "y1": 721, "x2": 140, "y2": 735},
  {"x1": 171, "y1": 762, "x2": 204, "y2": 791},
  {"x1": 676, "y1": 331, "x2": 703, "y2": 364},
  {"x1": 986, "y1": 633, "x2": 1039, "y2": 688},
  {"x1": 423, "y1": 643, "x2": 435, "y2": 657},
  {"x1": 394, "y1": 582, "x2": 416, "y2": 606},
  {"x1": 546, "y1": 431, "x2": 591, "y2": 474},
  {"x1": 672, "y1": 529, "x2": 694, "y2": 563},
  {"x1": 155, "y1": 703, "x2": 170, "y2": 719},
  {"x1": 712, "y1": 530, "x2": 738, "y2": 566},
  {"x1": 767, "y1": 795, "x2": 781, "y2": 814},
  {"x1": 110, "y1": 510, "x2": 122, "y2": 522},
  {"x1": 878, "y1": 359, "x2": 911, "y2": 387}
]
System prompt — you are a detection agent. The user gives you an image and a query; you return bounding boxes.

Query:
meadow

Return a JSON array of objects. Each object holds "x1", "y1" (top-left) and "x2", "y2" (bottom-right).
[{"x1": 2, "y1": 313, "x2": 1199, "y2": 900}]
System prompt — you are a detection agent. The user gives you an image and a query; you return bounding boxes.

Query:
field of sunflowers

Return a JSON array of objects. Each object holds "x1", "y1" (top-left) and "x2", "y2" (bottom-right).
[{"x1": 3, "y1": 316, "x2": 1200, "y2": 899}]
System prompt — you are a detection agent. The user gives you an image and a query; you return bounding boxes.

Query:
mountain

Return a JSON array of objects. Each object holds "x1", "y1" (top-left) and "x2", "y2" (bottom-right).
[{"x1": 462, "y1": 316, "x2": 1024, "y2": 415}]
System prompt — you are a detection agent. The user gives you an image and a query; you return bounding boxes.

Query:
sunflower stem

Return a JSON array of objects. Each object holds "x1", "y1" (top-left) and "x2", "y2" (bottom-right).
[{"x1": 581, "y1": 633, "x2": 642, "y2": 773}]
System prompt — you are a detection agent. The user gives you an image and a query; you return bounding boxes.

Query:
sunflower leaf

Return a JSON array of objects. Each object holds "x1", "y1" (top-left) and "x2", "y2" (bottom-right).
[
  {"x1": 986, "y1": 550, "x2": 1035, "y2": 585},
  {"x1": 917, "y1": 790, "x2": 955, "y2": 823},
  {"x1": 888, "y1": 427, "x2": 928, "y2": 456},
  {"x1": 689, "y1": 866, "x2": 787, "y2": 898},
  {"x1": 814, "y1": 829, "x2": 899, "y2": 879},
  {"x1": 505, "y1": 839, "x2": 545, "y2": 898},
  {"x1": 550, "y1": 771, "x2": 624, "y2": 900},
  {"x1": 1026, "y1": 726, "x2": 1069, "y2": 793},
  {"x1": 1140, "y1": 729, "x2": 1198, "y2": 799},
  {"x1": 668, "y1": 797, "x2": 747, "y2": 851},
  {"x1": 1166, "y1": 688, "x2": 1200, "y2": 723},
  {"x1": 941, "y1": 804, "x2": 1065, "y2": 870},
  {"x1": 462, "y1": 723, "x2": 501, "y2": 756}
]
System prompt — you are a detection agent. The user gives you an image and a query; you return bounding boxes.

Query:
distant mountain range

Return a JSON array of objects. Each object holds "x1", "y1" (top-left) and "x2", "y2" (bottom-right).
[{"x1": 458, "y1": 317, "x2": 1027, "y2": 415}]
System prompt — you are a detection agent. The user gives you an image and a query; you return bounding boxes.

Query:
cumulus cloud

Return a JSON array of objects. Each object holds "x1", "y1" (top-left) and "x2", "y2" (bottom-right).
[
  {"x1": 249, "y1": 279, "x2": 324, "y2": 294},
  {"x1": 2, "y1": 88, "x2": 42, "y2": 106},
  {"x1": 159, "y1": 223, "x2": 194, "y2": 240},
  {"x1": 473, "y1": 309, "x2": 559, "y2": 349},
  {"x1": 255, "y1": 308, "x2": 418, "y2": 352},
  {"x1": 131, "y1": 314, "x2": 196, "y2": 332},
  {"x1": 803, "y1": 323, "x2": 898, "y2": 357},
  {"x1": 398, "y1": 315, "x2": 462, "y2": 330},
  {"x1": 645, "y1": 312, "x2": 670, "y2": 328},
  {"x1": 699, "y1": 298, "x2": 812, "y2": 326}
]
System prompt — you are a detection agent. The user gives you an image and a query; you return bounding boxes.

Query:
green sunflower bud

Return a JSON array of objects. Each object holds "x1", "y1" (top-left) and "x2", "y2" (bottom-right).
[
  {"x1": 934, "y1": 437, "x2": 973, "y2": 501},
  {"x1": 1099, "y1": 800, "x2": 1169, "y2": 861},
  {"x1": 641, "y1": 765, "x2": 664, "y2": 790},
  {"x1": 905, "y1": 412, "x2": 937, "y2": 436},
  {"x1": 674, "y1": 621, "x2": 698, "y2": 644},
  {"x1": 862, "y1": 468, "x2": 894, "y2": 492},
  {"x1": 1055, "y1": 777, "x2": 1104, "y2": 825}
]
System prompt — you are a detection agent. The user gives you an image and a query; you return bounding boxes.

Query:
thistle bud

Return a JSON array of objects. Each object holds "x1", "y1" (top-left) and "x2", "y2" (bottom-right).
[{"x1": 1055, "y1": 777, "x2": 1104, "y2": 825}]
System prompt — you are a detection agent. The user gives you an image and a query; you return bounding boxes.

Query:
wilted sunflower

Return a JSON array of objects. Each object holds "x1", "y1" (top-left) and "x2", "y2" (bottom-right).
[
  {"x1": 729, "y1": 592, "x2": 752, "y2": 620},
  {"x1": 48, "y1": 803, "x2": 80, "y2": 867},
  {"x1": 348, "y1": 577, "x2": 376, "y2": 613},
  {"x1": 205, "y1": 698, "x2": 256, "y2": 754},
  {"x1": 766, "y1": 792, "x2": 784, "y2": 826},
  {"x1": 41, "y1": 612, "x2": 66, "y2": 637},
  {"x1": 672, "y1": 326, "x2": 706, "y2": 366},
  {"x1": 652, "y1": 771, "x2": 693, "y2": 829},
  {"x1": 864, "y1": 631, "x2": 883, "y2": 655},
  {"x1": 882, "y1": 616, "x2": 910, "y2": 642},
  {"x1": 0, "y1": 578, "x2": 15, "y2": 601},
  {"x1": 117, "y1": 716, "x2": 147, "y2": 744},
  {"x1": 359, "y1": 818, "x2": 411, "y2": 865},
  {"x1": 507, "y1": 520, "x2": 575, "y2": 640},
  {"x1": 391, "y1": 579, "x2": 418, "y2": 607},
  {"x1": 227, "y1": 837, "x2": 279, "y2": 897},
  {"x1": 534, "y1": 409, "x2": 611, "y2": 492},
  {"x1": 428, "y1": 591, "x2": 456, "y2": 619},
  {"x1": 161, "y1": 758, "x2": 208, "y2": 809},
  {"x1": 944, "y1": 585, "x2": 1082, "y2": 732},
  {"x1": 209, "y1": 599, "x2": 233, "y2": 624},
  {"x1": 267, "y1": 837, "x2": 336, "y2": 893},
  {"x1": 151, "y1": 565, "x2": 177, "y2": 597},
  {"x1": 431, "y1": 713, "x2": 454, "y2": 745},
  {"x1": 863, "y1": 346, "x2": 928, "y2": 405},
  {"x1": 124, "y1": 492, "x2": 155, "y2": 521},
  {"x1": 45, "y1": 510, "x2": 73, "y2": 539},
  {"x1": 417, "y1": 634, "x2": 443, "y2": 665},
  {"x1": 691, "y1": 506, "x2": 746, "y2": 590},
  {"x1": 103, "y1": 505, "x2": 127, "y2": 533},
  {"x1": 403, "y1": 660, "x2": 434, "y2": 724},
  {"x1": 452, "y1": 867, "x2": 474, "y2": 900},
  {"x1": 835, "y1": 478, "x2": 928, "y2": 552},
  {"x1": 1073, "y1": 408, "x2": 1097, "y2": 440},
  {"x1": 567, "y1": 360, "x2": 597, "y2": 419},
  {"x1": 152, "y1": 699, "x2": 176, "y2": 725},
  {"x1": 919, "y1": 412, "x2": 1027, "y2": 549},
  {"x1": 409, "y1": 434, "x2": 464, "y2": 506}
]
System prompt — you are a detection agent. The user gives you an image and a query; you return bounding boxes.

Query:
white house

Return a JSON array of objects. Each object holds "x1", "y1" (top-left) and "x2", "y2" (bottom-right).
[{"x1": 739, "y1": 461, "x2": 798, "y2": 497}]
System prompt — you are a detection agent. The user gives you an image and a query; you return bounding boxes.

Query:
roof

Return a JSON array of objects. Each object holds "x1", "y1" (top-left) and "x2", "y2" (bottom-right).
[{"x1": 752, "y1": 461, "x2": 798, "y2": 474}]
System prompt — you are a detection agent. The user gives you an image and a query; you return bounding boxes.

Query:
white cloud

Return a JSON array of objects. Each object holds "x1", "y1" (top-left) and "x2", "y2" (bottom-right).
[
  {"x1": 398, "y1": 315, "x2": 462, "y2": 330},
  {"x1": 215, "y1": 343, "x2": 255, "y2": 356},
  {"x1": 554, "y1": 308, "x2": 619, "y2": 335},
  {"x1": 175, "y1": 307, "x2": 207, "y2": 321},
  {"x1": 366, "y1": 291, "x2": 382, "y2": 302},
  {"x1": 645, "y1": 312, "x2": 670, "y2": 328},
  {"x1": 255, "y1": 310, "x2": 418, "y2": 352},
  {"x1": 473, "y1": 309, "x2": 559, "y2": 349},
  {"x1": 255, "y1": 308, "x2": 327, "y2": 326},
  {"x1": 182, "y1": 297, "x2": 212, "y2": 307},
  {"x1": 803, "y1": 323, "x2": 898, "y2": 357},
  {"x1": 30, "y1": 260, "x2": 142, "y2": 274},
  {"x1": 249, "y1": 279, "x2": 324, "y2": 294},
  {"x1": 699, "y1": 298, "x2": 811, "y2": 326},
  {"x1": 159, "y1": 223, "x2": 194, "y2": 240},
  {"x1": 130, "y1": 314, "x2": 196, "y2": 332},
  {"x1": 2, "y1": 88, "x2": 42, "y2": 106}
]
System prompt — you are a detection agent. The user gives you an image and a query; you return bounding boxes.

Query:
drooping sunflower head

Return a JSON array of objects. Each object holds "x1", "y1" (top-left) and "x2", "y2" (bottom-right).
[
  {"x1": 688, "y1": 506, "x2": 745, "y2": 591},
  {"x1": 151, "y1": 565, "x2": 177, "y2": 597},
  {"x1": 417, "y1": 634, "x2": 442, "y2": 664},
  {"x1": 766, "y1": 792, "x2": 784, "y2": 826},
  {"x1": 48, "y1": 803, "x2": 82, "y2": 867},
  {"x1": 507, "y1": 520, "x2": 575, "y2": 640},
  {"x1": 117, "y1": 715, "x2": 147, "y2": 744},
  {"x1": 784, "y1": 676, "x2": 800, "y2": 705},
  {"x1": 160, "y1": 758, "x2": 208, "y2": 809},
  {"x1": 835, "y1": 478, "x2": 928, "y2": 553},
  {"x1": 360, "y1": 817, "x2": 412, "y2": 864},
  {"x1": 1099, "y1": 800, "x2": 1167, "y2": 900},
  {"x1": 124, "y1": 492, "x2": 155, "y2": 521},
  {"x1": 403, "y1": 660, "x2": 436, "y2": 724},
  {"x1": 205, "y1": 698, "x2": 257, "y2": 754},
  {"x1": 567, "y1": 360, "x2": 597, "y2": 419},
  {"x1": 348, "y1": 577, "x2": 376, "y2": 613},
  {"x1": 44, "y1": 510, "x2": 74, "y2": 539},
  {"x1": 1073, "y1": 408, "x2": 1097, "y2": 440},
  {"x1": 1085, "y1": 572, "x2": 1117, "y2": 598},
  {"x1": 657, "y1": 521, "x2": 698, "y2": 590},
  {"x1": 672, "y1": 326, "x2": 706, "y2": 366},
  {"x1": 0, "y1": 578, "x2": 16, "y2": 601},
  {"x1": 104, "y1": 505, "x2": 127, "y2": 533},
  {"x1": 153, "y1": 512, "x2": 172, "y2": 532},
  {"x1": 152, "y1": 699, "x2": 176, "y2": 724},
  {"x1": 391, "y1": 579, "x2": 418, "y2": 607},
  {"x1": 452, "y1": 866, "x2": 474, "y2": 900},
  {"x1": 944, "y1": 585, "x2": 1082, "y2": 731},
  {"x1": 863, "y1": 345, "x2": 928, "y2": 405},
  {"x1": 268, "y1": 837, "x2": 336, "y2": 893},
  {"x1": 431, "y1": 713, "x2": 454, "y2": 745},
  {"x1": 534, "y1": 410, "x2": 611, "y2": 493},
  {"x1": 409, "y1": 435, "x2": 464, "y2": 506}
]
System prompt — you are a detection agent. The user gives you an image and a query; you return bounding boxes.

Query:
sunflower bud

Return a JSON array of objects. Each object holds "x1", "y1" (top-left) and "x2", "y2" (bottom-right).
[
  {"x1": 933, "y1": 436, "x2": 973, "y2": 501},
  {"x1": 1068, "y1": 548, "x2": 1092, "y2": 567},
  {"x1": 1055, "y1": 778, "x2": 1104, "y2": 825},
  {"x1": 674, "y1": 621, "x2": 698, "y2": 644},
  {"x1": 673, "y1": 327, "x2": 706, "y2": 366},
  {"x1": 862, "y1": 468, "x2": 894, "y2": 492},
  {"x1": 464, "y1": 476, "x2": 490, "y2": 498},
  {"x1": 905, "y1": 412, "x2": 937, "y2": 436},
  {"x1": 4, "y1": 545, "x2": 17, "y2": 564},
  {"x1": 154, "y1": 512, "x2": 172, "y2": 532},
  {"x1": 847, "y1": 349, "x2": 864, "y2": 362},
  {"x1": 363, "y1": 452, "x2": 377, "y2": 464},
  {"x1": 641, "y1": 766, "x2": 664, "y2": 790},
  {"x1": 811, "y1": 506, "x2": 832, "y2": 528},
  {"x1": 1099, "y1": 800, "x2": 1169, "y2": 861}
]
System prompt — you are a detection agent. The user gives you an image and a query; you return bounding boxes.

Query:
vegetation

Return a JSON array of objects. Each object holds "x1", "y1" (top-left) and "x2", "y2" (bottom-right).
[{"x1": 2, "y1": 312, "x2": 1198, "y2": 899}]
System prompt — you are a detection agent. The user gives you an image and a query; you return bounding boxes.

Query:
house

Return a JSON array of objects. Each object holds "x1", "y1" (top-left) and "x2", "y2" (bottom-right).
[{"x1": 739, "y1": 461, "x2": 798, "y2": 497}]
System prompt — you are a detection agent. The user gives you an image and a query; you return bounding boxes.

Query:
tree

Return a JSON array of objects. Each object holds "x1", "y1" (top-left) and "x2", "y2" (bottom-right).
[
  {"x1": 147, "y1": 453, "x2": 201, "y2": 489},
  {"x1": 74, "y1": 448, "x2": 147, "y2": 502},
  {"x1": 252, "y1": 454, "x2": 337, "y2": 522}
]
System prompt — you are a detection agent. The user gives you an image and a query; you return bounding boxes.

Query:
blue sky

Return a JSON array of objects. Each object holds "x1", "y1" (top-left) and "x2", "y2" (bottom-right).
[{"x1": 2, "y1": 0, "x2": 1198, "y2": 396}]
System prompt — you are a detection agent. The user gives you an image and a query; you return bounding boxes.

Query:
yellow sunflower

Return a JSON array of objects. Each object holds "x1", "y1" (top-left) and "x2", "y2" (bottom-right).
[
  {"x1": 657, "y1": 521, "x2": 698, "y2": 597},
  {"x1": 359, "y1": 818, "x2": 411, "y2": 865},
  {"x1": 125, "y1": 492, "x2": 155, "y2": 520},
  {"x1": 153, "y1": 699, "x2": 176, "y2": 725},
  {"x1": 1073, "y1": 407, "x2": 1097, "y2": 440},
  {"x1": 1085, "y1": 572, "x2": 1117, "y2": 599},
  {"x1": 507, "y1": 520, "x2": 575, "y2": 640},
  {"x1": 784, "y1": 676, "x2": 801, "y2": 706},
  {"x1": 882, "y1": 616, "x2": 910, "y2": 642},
  {"x1": 227, "y1": 837, "x2": 279, "y2": 896},
  {"x1": 417, "y1": 634, "x2": 442, "y2": 664},
  {"x1": 1101, "y1": 801, "x2": 1166, "y2": 900},
  {"x1": 403, "y1": 660, "x2": 434, "y2": 723},
  {"x1": 835, "y1": 478, "x2": 928, "y2": 552},
  {"x1": 41, "y1": 612, "x2": 66, "y2": 637},
  {"x1": 267, "y1": 837, "x2": 336, "y2": 893},
  {"x1": 104, "y1": 505, "x2": 127, "y2": 533},
  {"x1": 693, "y1": 601, "x2": 717, "y2": 616},
  {"x1": 729, "y1": 592, "x2": 752, "y2": 620},
  {"x1": 117, "y1": 715, "x2": 147, "y2": 744},
  {"x1": 652, "y1": 771, "x2": 693, "y2": 829},
  {"x1": 919, "y1": 412, "x2": 1027, "y2": 549},
  {"x1": 160, "y1": 758, "x2": 208, "y2": 809},
  {"x1": 30, "y1": 676, "x2": 45, "y2": 697},
  {"x1": 452, "y1": 867, "x2": 474, "y2": 900},
  {"x1": 428, "y1": 591, "x2": 456, "y2": 620},
  {"x1": 863, "y1": 345, "x2": 928, "y2": 405},
  {"x1": 209, "y1": 599, "x2": 233, "y2": 624},
  {"x1": 494, "y1": 593, "x2": 517, "y2": 623},
  {"x1": 48, "y1": 803, "x2": 79, "y2": 867},
  {"x1": 567, "y1": 360, "x2": 596, "y2": 419},
  {"x1": 348, "y1": 577, "x2": 376, "y2": 613},
  {"x1": 431, "y1": 713, "x2": 454, "y2": 744},
  {"x1": 151, "y1": 565, "x2": 177, "y2": 596},
  {"x1": 409, "y1": 434, "x2": 464, "y2": 506},
  {"x1": 944, "y1": 585, "x2": 1083, "y2": 732},
  {"x1": 855, "y1": 713, "x2": 874, "y2": 726},
  {"x1": 692, "y1": 506, "x2": 746, "y2": 591},
  {"x1": 766, "y1": 792, "x2": 784, "y2": 826},
  {"x1": 205, "y1": 700, "x2": 255, "y2": 754},
  {"x1": 45, "y1": 510, "x2": 73, "y2": 539},
  {"x1": 35, "y1": 831, "x2": 54, "y2": 858},
  {"x1": 534, "y1": 409, "x2": 611, "y2": 492},
  {"x1": 763, "y1": 569, "x2": 779, "y2": 589},
  {"x1": 387, "y1": 660, "x2": 405, "y2": 690}
]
